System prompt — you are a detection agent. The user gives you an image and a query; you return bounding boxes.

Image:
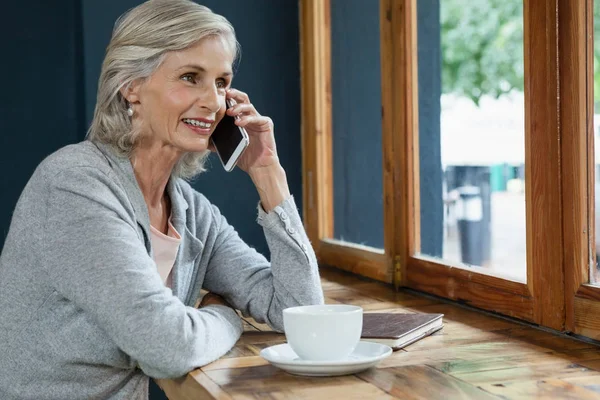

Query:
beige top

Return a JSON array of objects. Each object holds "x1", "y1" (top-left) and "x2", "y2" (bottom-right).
[{"x1": 149, "y1": 218, "x2": 181, "y2": 288}]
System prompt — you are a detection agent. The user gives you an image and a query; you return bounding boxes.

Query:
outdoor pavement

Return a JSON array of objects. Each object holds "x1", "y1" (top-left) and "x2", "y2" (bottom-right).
[
  {"x1": 442, "y1": 191, "x2": 600, "y2": 284},
  {"x1": 442, "y1": 191, "x2": 527, "y2": 282}
]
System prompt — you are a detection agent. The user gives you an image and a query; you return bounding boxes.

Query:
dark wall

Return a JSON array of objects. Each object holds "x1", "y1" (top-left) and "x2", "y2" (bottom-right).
[
  {"x1": 328, "y1": 0, "x2": 442, "y2": 254},
  {"x1": 417, "y1": 0, "x2": 443, "y2": 257},
  {"x1": 1, "y1": 0, "x2": 302, "y2": 256},
  {"x1": 81, "y1": 0, "x2": 302, "y2": 257},
  {"x1": 0, "y1": 0, "x2": 84, "y2": 247},
  {"x1": 330, "y1": 0, "x2": 384, "y2": 248}
]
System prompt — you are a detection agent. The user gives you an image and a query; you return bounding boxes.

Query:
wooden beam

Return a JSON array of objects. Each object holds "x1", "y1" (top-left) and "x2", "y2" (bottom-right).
[
  {"x1": 406, "y1": 258, "x2": 535, "y2": 322},
  {"x1": 559, "y1": 0, "x2": 591, "y2": 333},
  {"x1": 318, "y1": 239, "x2": 391, "y2": 283},
  {"x1": 576, "y1": 284, "x2": 600, "y2": 301},
  {"x1": 408, "y1": 256, "x2": 532, "y2": 298},
  {"x1": 574, "y1": 296, "x2": 600, "y2": 340},
  {"x1": 300, "y1": 0, "x2": 334, "y2": 248},
  {"x1": 586, "y1": 0, "x2": 600, "y2": 287},
  {"x1": 380, "y1": 0, "x2": 419, "y2": 289},
  {"x1": 524, "y1": 0, "x2": 565, "y2": 330}
]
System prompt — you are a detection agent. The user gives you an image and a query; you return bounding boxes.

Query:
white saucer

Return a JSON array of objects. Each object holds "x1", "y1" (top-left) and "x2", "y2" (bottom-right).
[{"x1": 260, "y1": 341, "x2": 392, "y2": 377}]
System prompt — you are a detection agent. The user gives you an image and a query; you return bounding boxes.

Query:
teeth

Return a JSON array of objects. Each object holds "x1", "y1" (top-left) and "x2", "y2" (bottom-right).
[{"x1": 183, "y1": 119, "x2": 211, "y2": 128}]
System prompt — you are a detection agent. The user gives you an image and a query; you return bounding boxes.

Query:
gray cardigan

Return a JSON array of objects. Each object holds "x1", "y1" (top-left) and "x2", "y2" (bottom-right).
[{"x1": 0, "y1": 141, "x2": 324, "y2": 400}]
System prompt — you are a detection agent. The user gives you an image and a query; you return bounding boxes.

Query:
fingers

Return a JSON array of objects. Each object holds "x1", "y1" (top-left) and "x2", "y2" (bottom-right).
[
  {"x1": 227, "y1": 102, "x2": 257, "y2": 118},
  {"x1": 236, "y1": 115, "x2": 273, "y2": 131},
  {"x1": 225, "y1": 88, "x2": 274, "y2": 132},
  {"x1": 226, "y1": 88, "x2": 249, "y2": 104}
]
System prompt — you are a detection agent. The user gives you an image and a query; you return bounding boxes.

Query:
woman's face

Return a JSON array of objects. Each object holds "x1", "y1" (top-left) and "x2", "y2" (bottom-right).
[{"x1": 127, "y1": 36, "x2": 234, "y2": 154}]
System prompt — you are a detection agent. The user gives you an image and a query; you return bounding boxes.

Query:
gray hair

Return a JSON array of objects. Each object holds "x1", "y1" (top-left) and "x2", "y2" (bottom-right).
[{"x1": 86, "y1": 0, "x2": 240, "y2": 179}]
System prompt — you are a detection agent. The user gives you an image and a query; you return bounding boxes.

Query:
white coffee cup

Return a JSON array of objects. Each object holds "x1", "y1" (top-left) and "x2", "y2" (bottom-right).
[{"x1": 282, "y1": 304, "x2": 363, "y2": 361}]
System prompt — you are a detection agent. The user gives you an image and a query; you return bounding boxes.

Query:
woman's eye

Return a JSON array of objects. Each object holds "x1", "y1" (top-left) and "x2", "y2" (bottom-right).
[
  {"x1": 181, "y1": 74, "x2": 196, "y2": 84},
  {"x1": 216, "y1": 79, "x2": 227, "y2": 89}
]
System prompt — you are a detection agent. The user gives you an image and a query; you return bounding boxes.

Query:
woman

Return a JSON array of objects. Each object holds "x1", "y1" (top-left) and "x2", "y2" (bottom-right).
[{"x1": 0, "y1": 1, "x2": 324, "y2": 399}]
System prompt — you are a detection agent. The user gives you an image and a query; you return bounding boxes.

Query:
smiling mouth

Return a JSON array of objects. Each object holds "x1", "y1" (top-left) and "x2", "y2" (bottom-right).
[{"x1": 182, "y1": 118, "x2": 212, "y2": 129}]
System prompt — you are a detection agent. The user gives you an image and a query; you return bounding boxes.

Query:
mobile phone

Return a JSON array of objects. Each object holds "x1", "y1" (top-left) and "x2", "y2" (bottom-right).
[{"x1": 210, "y1": 98, "x2": 250, "y2": 172}]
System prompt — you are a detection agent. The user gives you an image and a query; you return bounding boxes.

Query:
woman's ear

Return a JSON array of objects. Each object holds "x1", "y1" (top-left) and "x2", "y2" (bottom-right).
[{"x1": 119, "y1": 79, "x2": 143, "y2": 104}]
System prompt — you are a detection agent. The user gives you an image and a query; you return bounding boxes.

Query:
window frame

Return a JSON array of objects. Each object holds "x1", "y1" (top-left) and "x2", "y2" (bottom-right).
[
  {"x1": 561, "y1": 0, "x2": 600, "y2": 339},
  {"x1": 300, "y1": 0, "x2": 600, "y2": 338},
  {"x1": 300, "y1": 0, "x2": 393, "y2": 283}
]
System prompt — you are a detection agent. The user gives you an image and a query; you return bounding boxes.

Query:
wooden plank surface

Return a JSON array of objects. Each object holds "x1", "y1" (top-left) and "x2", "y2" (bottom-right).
[
  {"x1": 160, "y1": 267, "x2": 600, "y2": 399},
  {"x1": 358, "y1": 365, "x2": 499, "y2": 400},
  {"x1": 480, "y1": 378, "x2": 600, "y2": 399},
  {"x1": 205, "y1": 366, "x2": 395, "y2": 400}
]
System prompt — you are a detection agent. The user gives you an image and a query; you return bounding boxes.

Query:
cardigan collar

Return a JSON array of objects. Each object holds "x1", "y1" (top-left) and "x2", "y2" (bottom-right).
[{"x1": 92, "y1": 141, "x2": 202, "y2": 300}]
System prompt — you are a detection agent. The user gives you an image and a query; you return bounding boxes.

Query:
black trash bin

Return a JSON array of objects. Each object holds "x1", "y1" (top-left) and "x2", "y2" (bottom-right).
[
  {"x1": 456, "y1": 186, "x2": 484, "y2": 266},
  {"x1": 445, "y1": 165, "x2": 492, "y2": 266}
]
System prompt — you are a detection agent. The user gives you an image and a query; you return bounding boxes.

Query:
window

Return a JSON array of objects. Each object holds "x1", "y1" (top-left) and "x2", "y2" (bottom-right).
[
  {"x1": 418, "y1": 0, "x2": 526, "y2": 283},
  {"x1": 301, "y1": 0, "x2": 600, "y2": 340}
]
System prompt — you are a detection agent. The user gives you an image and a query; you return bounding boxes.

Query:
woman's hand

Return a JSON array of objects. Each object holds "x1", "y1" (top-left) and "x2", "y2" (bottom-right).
[
  {"x1": 223, "y1": 88, "x2": 279, "y2": 174},
  {"x1": 200, "y1": 292, "x2": 234, "y2": 309},
  {"x1": 217, "y1": 88, "x2": 291, "y2": 212}
]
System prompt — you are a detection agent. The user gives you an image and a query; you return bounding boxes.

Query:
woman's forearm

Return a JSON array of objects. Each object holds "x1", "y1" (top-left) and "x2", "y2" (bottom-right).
[{"x1": 249, "y1": 164, "x2": 291, "y2": 213}]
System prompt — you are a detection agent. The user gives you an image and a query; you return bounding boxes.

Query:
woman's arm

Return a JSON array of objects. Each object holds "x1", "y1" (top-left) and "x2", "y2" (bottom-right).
[
  {"x1": 201, "y1": 193, "x2": 324, "y2": 332},
  {"x1": 249, "y1": 164, "x2": 290, "y2": 213},
  {"x1": 43, "y1": 166, "x2": 243, "y2": 379},
  {"x1": 201, "y1": 88, "x2": 324, "y2": 330}
]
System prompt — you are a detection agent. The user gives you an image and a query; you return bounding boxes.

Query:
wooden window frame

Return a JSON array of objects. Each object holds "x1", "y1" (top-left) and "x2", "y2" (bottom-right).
[
  {"x1": 562, "y1": 0, "x2": 600, "y2": 339},
  {"x1": 300, "y1": 0, "x2": 600, "y2": 338},
  {"x1": 300, "y1": 0, "x2": 392, "y2": 283}
]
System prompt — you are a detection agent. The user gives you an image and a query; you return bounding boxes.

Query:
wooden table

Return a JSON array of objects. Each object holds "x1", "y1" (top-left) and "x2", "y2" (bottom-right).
[{"x1": 157, "y1": 267, "x2": 600, "y2": 399}]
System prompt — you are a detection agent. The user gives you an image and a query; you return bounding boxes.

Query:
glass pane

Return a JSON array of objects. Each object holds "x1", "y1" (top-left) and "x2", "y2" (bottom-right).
[
  {"x1": 330, "y1": 0, "x2": 384, "y2": 249},
  {"x1": 593, "y1": 0, "x2": 600, "y2": 285},
  {"x1": 417, "y1": 0, "x2": 526, "y2": 282}
]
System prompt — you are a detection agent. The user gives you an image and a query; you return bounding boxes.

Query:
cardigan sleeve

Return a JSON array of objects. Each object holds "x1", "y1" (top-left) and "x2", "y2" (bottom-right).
[
  {"x1": 201, "y1": 196, "x2": 324, "y2": 332},
  {"x1": 42, "y1": 166, "x2": 243, "y2": 379}
]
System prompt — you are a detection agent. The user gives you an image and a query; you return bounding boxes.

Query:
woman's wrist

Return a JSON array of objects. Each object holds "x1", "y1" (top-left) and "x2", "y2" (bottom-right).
[{"x1": 249, "y1": 164, "x2": 291, "y2": 213}]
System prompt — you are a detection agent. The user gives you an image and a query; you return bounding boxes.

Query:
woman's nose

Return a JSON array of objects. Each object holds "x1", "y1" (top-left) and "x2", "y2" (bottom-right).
[{"x1": 200, "y1": 86, "x2": 221, "y2": 113}]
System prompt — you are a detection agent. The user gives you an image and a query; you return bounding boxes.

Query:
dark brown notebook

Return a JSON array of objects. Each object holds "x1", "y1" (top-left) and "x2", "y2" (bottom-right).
[{"x1": 361, "y1": 313, "x2": 444, "y2": 350}]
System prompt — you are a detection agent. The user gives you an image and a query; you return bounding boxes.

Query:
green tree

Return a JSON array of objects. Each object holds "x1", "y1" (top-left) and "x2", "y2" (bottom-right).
[
  {"x1": 441, "y1": 0, "x2": 523, "y2": 106},
  {"x1": 442, "y1": 0, "x2": 600, "y2": 111}
]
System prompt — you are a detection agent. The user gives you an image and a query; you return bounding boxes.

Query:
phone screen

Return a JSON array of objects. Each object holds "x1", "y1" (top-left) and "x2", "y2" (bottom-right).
[{"x1": 211, "y1": 102, "x2": 246, "y2": 166}]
